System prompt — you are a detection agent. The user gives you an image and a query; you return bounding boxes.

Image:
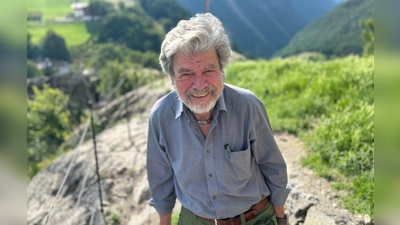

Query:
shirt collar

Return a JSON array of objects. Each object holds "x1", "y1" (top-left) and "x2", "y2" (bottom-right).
[
  {"x1": 175, "y1": 95, "x2": 184, "y2": 119},
  {"x1": 174, "y1": 84, "x2": 228, "y2": 120}
]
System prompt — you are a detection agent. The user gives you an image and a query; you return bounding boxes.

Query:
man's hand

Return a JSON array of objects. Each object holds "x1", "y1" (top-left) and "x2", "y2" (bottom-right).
[
  {"x1": 159, "y1": 212, "x2": 172, "y2": 225},
  {"x1": 272, "y1": 205, "x2": 288, "y2": 225}
]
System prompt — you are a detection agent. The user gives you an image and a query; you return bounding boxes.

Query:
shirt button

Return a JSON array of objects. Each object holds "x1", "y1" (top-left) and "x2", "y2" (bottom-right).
[
  {"x1": 206, "y1": 149, "x2": 211, "y2": 154},
  {"x1": 213, "y1": 196, "x2": 217, "y2": 200},
  {"x1": 208, "y1": 174, "x2": 213, "y2": 177}
]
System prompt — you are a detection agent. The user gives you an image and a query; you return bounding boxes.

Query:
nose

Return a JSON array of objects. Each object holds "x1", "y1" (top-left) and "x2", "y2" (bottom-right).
[{"x1": 192, "y1": 74, "x2": 208, "y2": 90}]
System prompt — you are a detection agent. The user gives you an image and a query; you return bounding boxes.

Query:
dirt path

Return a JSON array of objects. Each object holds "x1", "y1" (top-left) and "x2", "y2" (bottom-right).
[{"x1": 275, "y1": 132, "x2": 368, "y2": 225}]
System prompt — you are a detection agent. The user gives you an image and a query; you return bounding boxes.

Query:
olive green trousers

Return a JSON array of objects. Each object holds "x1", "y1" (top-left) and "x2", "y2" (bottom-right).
[{"x1": 178, "y1": 202, "x2": 278, "y2": 225}]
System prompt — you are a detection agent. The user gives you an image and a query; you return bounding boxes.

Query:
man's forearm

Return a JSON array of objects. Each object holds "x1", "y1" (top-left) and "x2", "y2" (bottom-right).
[
  {"x1": 272, "y1": 204, "x2": 285, "y2": 218},
  {"x1": 159, "y1": 212, "x2": 172, "y2": 225}
]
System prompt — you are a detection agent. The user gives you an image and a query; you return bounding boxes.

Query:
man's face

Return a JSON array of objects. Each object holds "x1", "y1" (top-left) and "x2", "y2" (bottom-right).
[{"x1": 172, "y1": 49, "x2": 224, "y2": 115}]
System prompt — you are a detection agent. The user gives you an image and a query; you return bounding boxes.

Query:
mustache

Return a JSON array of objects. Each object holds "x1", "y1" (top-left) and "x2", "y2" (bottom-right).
[{"x1": 185, "y1": 85, "x2": 215, "y2": 96}]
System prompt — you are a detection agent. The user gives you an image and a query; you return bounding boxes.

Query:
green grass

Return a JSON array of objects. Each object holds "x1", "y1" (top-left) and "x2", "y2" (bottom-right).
[
  {"x1": 171, "y1": 211, "x2": 180, "y2": 225},
  {"x1": 27, "y1": 0, "x2": 97, "y2": 47},
  {"x1": 27, "y1": 22, "x2": 98, "y2": 47},
  {"x1": 225, "y1": 55, "x2": 374, "y2": 217}
]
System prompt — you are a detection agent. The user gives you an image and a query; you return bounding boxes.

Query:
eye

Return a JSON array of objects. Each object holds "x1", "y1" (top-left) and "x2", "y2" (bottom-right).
[
  {"x1": 179, "y1": 73, "x2": 193, "y2": 80},
  {"x1": 204, "y1": 69, "x2": 218, "y2": 76}
]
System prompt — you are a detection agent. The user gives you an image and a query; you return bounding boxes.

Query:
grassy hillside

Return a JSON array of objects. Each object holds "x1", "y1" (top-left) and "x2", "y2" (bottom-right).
[
  {"x1": 274, "y1": 0, "x2": 373, "y2": 58},
  {"x1": 27, "y1": 0, "x2": 187, "y2": 48},
  {"x1": 225, "y1": 55, "x2": 374, "y2": 217},
  {"x1": 27, "y1": 0, "x2": 92, "y2": 47}
]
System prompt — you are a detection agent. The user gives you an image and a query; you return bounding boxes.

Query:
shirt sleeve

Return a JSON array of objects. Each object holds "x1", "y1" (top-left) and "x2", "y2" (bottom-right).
[
  {"x1": 250, "y1": 98, "x2": 291, "y2": 206},
  {"x1": 146, "y1": 114, "x2": 176, "y2": 215}
]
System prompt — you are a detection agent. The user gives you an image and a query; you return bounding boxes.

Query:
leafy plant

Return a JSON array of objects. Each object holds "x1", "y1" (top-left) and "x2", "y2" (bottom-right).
[
  {"x1": 360, "y1": 18, "x2": 374, "y2": 56},
  {"x1": 27, "y1": 85, "x2": 73, "y2": 178},
  {"x1": 110, "y1": 211, "x2": 121, "y2": 224}
]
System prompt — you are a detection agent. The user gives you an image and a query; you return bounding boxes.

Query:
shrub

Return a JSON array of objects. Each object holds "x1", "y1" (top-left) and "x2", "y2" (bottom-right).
[
  {"x1": 27, "y1": 60, "x2": 43, "y2": 78},
  {"x1": 27, "y1": 85, "x2": 73, "y2": 178},
  {"x1": 96, "y1": 60, "x2": 163, "y2": 99}
]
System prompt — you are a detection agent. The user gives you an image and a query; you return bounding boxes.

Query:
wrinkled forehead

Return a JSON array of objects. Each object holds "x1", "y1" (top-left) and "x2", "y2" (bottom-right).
[{"x1": 172, "y1": 50, "x2": 220, "y2": 71}]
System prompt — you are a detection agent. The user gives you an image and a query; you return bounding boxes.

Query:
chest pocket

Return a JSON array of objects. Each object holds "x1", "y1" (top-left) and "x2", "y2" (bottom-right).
[{"x1": 222, "y1": 146, "x2": 253, "y2": 184}]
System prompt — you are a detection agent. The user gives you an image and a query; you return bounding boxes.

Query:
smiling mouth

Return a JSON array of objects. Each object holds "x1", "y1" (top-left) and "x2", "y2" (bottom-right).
[{"x1": 192, "y1": 92, "x2": 210, "y2": 98}]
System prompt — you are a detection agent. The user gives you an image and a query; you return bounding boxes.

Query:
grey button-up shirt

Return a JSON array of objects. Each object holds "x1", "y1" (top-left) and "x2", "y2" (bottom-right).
[{"x1": 147, "y1": 84, "x2": 290, "y2": 219}]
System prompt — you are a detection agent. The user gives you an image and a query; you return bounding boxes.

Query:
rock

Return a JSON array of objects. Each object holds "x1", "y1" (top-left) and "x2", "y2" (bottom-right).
[
  {"x1": 363, "y1": 214, "x2": 372, "y2": 225},
  {"x1": 128, "y1": 204, "x2": 158, "y2": 225},
  {"x1": 133, "y1": 175, "x2": 151, "y2": 207},
  {"x1": 285, "y1": 191, "x2": 319, "y2": 224},
  {"x1": 355, "y1": 215, "x2": 365, "y2": 225},
  {"x1": 303, "y1": 207, "x2": 336, "y2": 225}
]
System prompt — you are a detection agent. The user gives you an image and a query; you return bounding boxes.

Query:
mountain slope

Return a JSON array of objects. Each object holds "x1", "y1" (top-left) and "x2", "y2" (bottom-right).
[
  {"x1": 176, "y1": 0, "x2": 339, "y2": 58},
  {"x1": 26, "y1": 78, "x2": 368, "y2": 225},
  {"x1": 274, "y1": 0, "x2": 373, "y2": 58}
]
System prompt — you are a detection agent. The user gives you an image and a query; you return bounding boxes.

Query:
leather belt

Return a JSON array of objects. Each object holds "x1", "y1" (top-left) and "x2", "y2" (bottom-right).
[{"x1": 198, "y1": 197, "x2": 269, "y2": 225}]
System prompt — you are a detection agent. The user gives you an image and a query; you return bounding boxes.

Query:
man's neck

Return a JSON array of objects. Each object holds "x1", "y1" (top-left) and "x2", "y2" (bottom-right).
[{"x1": 192, "y1": 106, "x2": 215, "y2": 125}]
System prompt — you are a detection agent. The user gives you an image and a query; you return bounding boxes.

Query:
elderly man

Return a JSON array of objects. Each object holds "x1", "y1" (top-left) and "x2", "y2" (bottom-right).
[{"x1": 147, "y1": 13, "x2": 290, "y2": 225}]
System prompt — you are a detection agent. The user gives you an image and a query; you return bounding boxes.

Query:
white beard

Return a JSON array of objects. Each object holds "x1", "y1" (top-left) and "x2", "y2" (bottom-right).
[{"x1": 176, "y1": 84, "x2": 223, "y2": 114}]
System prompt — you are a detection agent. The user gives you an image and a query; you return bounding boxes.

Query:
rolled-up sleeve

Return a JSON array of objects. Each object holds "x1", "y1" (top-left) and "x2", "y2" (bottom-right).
[
  {"x1": 146, "y1": 114, "x2": 176, "y2": 215},
  {"x1": 250, "y1": 99, "x2": 291, "y2": 206}
]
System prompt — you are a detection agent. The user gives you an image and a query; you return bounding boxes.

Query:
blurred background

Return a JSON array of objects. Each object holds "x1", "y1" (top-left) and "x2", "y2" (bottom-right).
[{"x1": 0, "y1": 0, "x2": 398, "y2": 224}]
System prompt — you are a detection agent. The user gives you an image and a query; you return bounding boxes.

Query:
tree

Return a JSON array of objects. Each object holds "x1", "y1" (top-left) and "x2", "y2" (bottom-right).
[
  {"x1": 40, "y1": 30, "x2": 71, "y2": 61},
  {"x1": 27, "y1": 85, "x2": 73, "y2": 177},
  {"x1": 98, "y1": 12, "x2": 162, "y2": 52},
  {"x1": 27, "y1": 33, "x2": 40, "y2": 60},
  {"x1": 90, "y1": 43, "x2": 126, "y2": 69},
  {"x1": 360, "y1": 18, "x2": 374, "y2": 55},
  {"x1": 88, "y1": 0, "x2": 115, "y2": 17},
  {"x1": 139, "y1": 0, "x2": 191, "y2": 31},
  {"x1": 88, "y1": 43, "x2": 160, "y2": 71}
]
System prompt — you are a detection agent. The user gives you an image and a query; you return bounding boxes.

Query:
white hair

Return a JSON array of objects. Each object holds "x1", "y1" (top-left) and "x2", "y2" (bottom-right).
[{"x1": 159, "y1": 13, "x2": 232, "y2": 79}]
